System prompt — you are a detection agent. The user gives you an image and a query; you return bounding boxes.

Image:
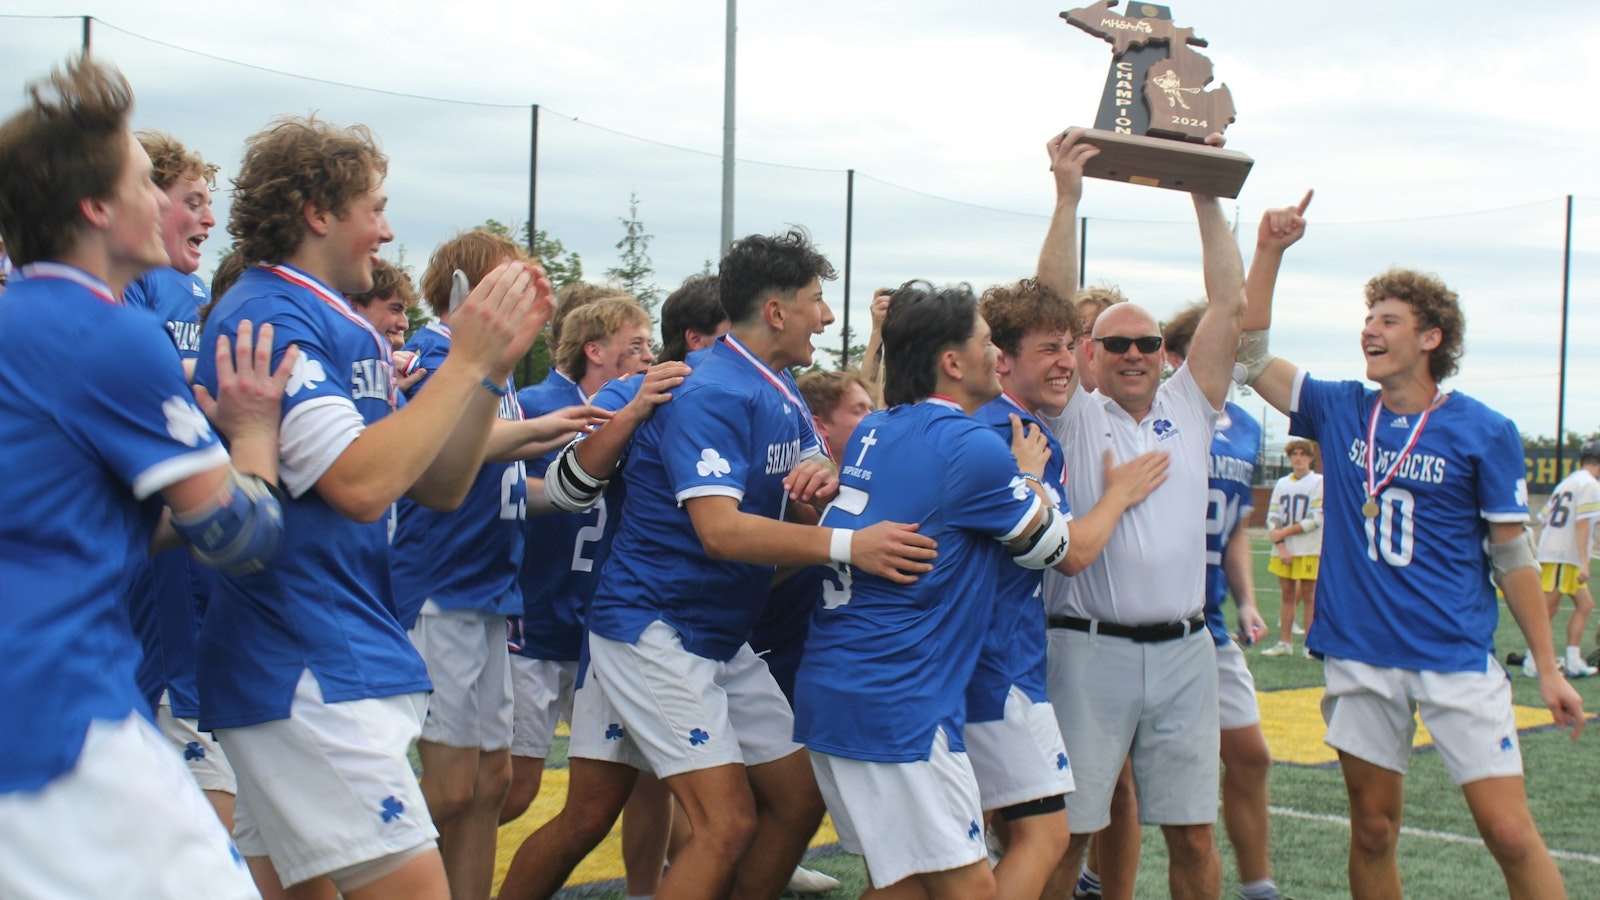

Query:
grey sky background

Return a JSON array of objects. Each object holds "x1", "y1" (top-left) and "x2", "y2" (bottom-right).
[{"x1": 3, "y1": 1, "x2": 1598, "y2": 444}]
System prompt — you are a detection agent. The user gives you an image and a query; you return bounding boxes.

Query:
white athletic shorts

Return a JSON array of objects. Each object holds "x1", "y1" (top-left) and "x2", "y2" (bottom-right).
[
  {"x1": 1046, "y1": 626, "x2": 1220, "y2": 831},
  {"x1": 566, "y1": 661, "x2": 654, "y2": 770},
  {"x1": 409, "y1": 600, "x2": 514, "y2": 751},
  {"x1": 1322, "y1": 654, "x2": 1523, "y2": 785},
  {"x1": 509, "y1": 656, "x2": 577, "y2": 759},
  {"x1": 0, "y1": 713, "x2": 256, "y2": 900},
  {"x1": 964, "y1": 686, "x2": 1075, "y2": 811},
  {"x1": 810, "y1": 727, "x2": 987, "y2": 889},
  {"x1": 157, "y1": 690, "x2": 238, "y2": 795},
  {"x1": 220, "y1": 669, "x2": 437, "y2": 888},
  {"x1": 587, "y1": 620, "x2": 801, "y2": 778},
  {"x1": 1216, "y1": 641, "x2": 1263, "y2": 730}
]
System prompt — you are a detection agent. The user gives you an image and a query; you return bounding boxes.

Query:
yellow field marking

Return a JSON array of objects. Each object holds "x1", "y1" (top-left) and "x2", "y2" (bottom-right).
[
  {"x1": 492, "y1": 764, "x2": 841, "y2": 894},
  {"x1": 1257, "y1": 686, "x2": 1557, "y2": 765}
]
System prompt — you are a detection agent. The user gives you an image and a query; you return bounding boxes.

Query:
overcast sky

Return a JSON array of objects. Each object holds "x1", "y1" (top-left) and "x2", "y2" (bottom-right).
[{"x1": 4, "y1": 0, "x2": 1598, "y2": 442}]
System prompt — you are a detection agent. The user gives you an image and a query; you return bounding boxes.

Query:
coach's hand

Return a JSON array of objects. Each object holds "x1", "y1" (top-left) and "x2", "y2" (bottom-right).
[
  {"x1": 1104, "y1": 449, "x2": 1168, "y2": 509},
  {"x1": 853, "y1": 521, "x2": 937, "y2": 584},
  {"x1": 1541, "y1": 672, "x2": 1586, "y2": 741}
]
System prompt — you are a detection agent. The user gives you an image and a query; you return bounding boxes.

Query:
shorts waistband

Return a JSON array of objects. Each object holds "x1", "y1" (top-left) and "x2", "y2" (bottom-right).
[{"x1": 1046, "y1": 614, "x2": 1207, "y2": 643}]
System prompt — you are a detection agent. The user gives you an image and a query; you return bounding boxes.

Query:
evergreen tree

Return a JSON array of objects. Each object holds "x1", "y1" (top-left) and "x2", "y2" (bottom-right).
[{"x1": 605, "y1": 191, "x2": 661, "y2": 314}]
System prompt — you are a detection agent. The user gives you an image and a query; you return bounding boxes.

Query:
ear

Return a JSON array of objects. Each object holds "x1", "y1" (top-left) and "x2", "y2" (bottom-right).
[
  {"x1": 811, "y1": 414, "x2": 829, "y2": 443},
  {"x1": 302, "y1": 201, "x2": 332, "y2": 238},
  {"x1": 78, "y1": 195, "x2": 112, "y2": 230},
  {"x1": 994, "y1": 347, "x2": 1015, "y2": 377},
  {"x1": 1419, "y1": 327, "x2": 1442, "y2": 353},
  {"x1": 938, "y1": 346, "x2": 963, "y2": 382},
  {"x1": 762, "y1": 292, "x2": 786, "y2": 331},
  {"x1": 584, "y1": 340, "x2": 605, "y2": 367}
]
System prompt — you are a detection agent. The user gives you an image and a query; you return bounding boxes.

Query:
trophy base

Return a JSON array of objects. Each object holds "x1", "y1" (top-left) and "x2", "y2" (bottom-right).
[{"x1": 1074, "y1": 128, "x2": 1253, "y2": 199}]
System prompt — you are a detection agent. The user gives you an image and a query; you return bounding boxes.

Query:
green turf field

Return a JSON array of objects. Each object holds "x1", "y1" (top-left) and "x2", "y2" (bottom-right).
[{"x1": 504, "y1": 536, "x2": 1600, "y2": 899}]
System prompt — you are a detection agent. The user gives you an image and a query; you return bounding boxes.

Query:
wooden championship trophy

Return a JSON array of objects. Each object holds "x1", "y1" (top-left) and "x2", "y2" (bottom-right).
[{"x1": 1061, "y1": 1, "x2": 1253, "y2": 197}]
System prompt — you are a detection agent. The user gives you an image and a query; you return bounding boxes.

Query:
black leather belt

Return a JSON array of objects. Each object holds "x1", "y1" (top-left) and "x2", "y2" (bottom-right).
[{"x1": 1047, "y1": 614, "x2": 1207, "y2": 643}]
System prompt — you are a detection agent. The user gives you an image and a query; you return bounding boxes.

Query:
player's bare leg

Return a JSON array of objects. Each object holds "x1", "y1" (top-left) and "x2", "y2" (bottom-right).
[
  {"x1": 500, "y1": 754, "x2": 545, "y2": 824},
  {"x1": 1338, "y1": 751, "x2": 1404, "y2": 899},
  {"x1": 991, "y1": 809, "x2": 1068, "y2": 900},
  {"x1": 1303, "y1": 579, "x2": 1317, "y2": 636},
  {"x1": 1221, "y1": 723, "x2": 1274, "y2": 885},
  {"x1": 732, "y1": 749, "x2": 825, "y2": 899},
  {"x1": 1160, "y1": 823, "x2": 1221, "y2": 900},
  {"x1": 1461, "y1": 775, "x2": 1567, "y2": 900},
  {"x1": 498, "y1": 757, "x2": 638, "y2": 900},
  {"x1": 660, "y1": 763, "x2": 756, "y2": 900},
  {"x1": 341, "y1": 850, "x2": 450, "y2": 900},
  {"x1": 1044, "y1": 832, "x2": 1092, "y2": 898},
  {"x1": 1094, "y1": 758, "x2": 1142, "y2": 900},
  {"x1": 864, "y1": 859, "x2": 996, "y2": 900},
  {"x1": 417, "y1": 741, "x2": 509, "y2": 900},
  {"x1": 622, "y1": 773, "x2": 674, "y2": 896}
]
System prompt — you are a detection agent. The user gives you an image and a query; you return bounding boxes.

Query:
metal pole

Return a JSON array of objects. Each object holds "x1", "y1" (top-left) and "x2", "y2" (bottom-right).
[
  {"x1": 82, "y1": 16, "x2": 91, "y2": 55},
  {"x1": 720, "y1": 0, "x2": 737, "y2": 250},
  {"x1": 843, "y1": 168, "x2": 855, "y2": 369},
  {"x1": 527, "y1": 104, "x2": 539, "y2": 255},
  {"x1": 1078, "y1": 215, "x2": 1088, "y2": 288},
  {"x1": 1557, "y1": 194, "x2": 1574, "y2": 478}
]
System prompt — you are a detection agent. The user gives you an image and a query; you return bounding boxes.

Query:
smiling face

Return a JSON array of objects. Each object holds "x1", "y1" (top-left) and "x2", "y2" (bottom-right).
[
  {"x1": 321, "y1": 176, "x2": 393, "y2": 294},
  {"x1": 1361, "y1": 296, "x2": 1440, "y2": 386},
  {"x1": 354, "y1": 293, "x2": 410, "y2": 350},
  {"x1": 998, "y1": 326, "x2": 1076, "y2": 417},
  {"x1": 590, "y1": 322, "x2": 656, "y2": 381},
  {"x1": 1089, "y1": 303, "x2": 1163, "y2": 415},
  {"x1": 776, "y1": 277, "x2": 834, "y2": 368},
  {"x1": 158, "y1": 174, "x2": 213, "y2": 275}
]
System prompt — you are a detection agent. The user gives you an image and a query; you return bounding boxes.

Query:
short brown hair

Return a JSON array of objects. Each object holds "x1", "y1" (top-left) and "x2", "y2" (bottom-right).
[
  {"x1": 419, "y1": 229, "x2": 529, "y2": 318},
  {"x1": 1364, "y1": 268, "x2": 1463, "y2": 383},
  {"x1": 551, "y1": 282, "x2": 631, "y2": 347},
  {"x1": 554, "y1": 297, "x2": 652, "y2": 381},
  {"x1": 229, "y1": 116, "x2": 387, "y2": 264},
  {"x1": 0, "y1": 56, "x2": 133, "y2": 265},
  {"x1": 798, "y1": 369, "x2": 871, "y2": 421},
  {"x1": 1074, "y1": 283, "x2": 1128, "y2": 322},
  {"x1": 1284, "y1": 439, "x2": 1317, "y2": 459},
  {"x1": 136, "y1": 130, "x2": 217, "y2": 192},
  {"x1": 347, "y1": 259, "x2": 418, "y2": 309},
  {"x1": 1160, "y1": 301, "x2": 1206, "y2": 359},
  {"x1": 979, "y1": 278, "x2": 1080, "y2": 357}
]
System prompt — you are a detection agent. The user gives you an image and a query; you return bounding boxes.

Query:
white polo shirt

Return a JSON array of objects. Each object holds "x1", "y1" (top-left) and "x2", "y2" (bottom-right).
[{"x1": 1041, "y1": 365, "x2": 1219, "y2": 625}]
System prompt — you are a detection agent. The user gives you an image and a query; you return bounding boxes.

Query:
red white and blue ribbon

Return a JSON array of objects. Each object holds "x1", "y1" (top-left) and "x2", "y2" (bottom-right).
[
  {"x1": 723, "y1": 334, "x2": 804, "y2": 409},
  {"x1": 21, "y1": 262, "x2": 117, "y2": 305},
  {"x1": 263, "y1": 263, "x2": 396, "y2": 406},
  {"x1": 1364, "y1": 389, "x2": 1444, "y2": 506}
]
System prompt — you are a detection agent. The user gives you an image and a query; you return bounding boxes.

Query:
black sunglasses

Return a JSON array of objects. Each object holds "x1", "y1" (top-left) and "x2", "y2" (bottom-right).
[{"x1": 1093, "y1": 335, "x2": 1163, "y2": 354}]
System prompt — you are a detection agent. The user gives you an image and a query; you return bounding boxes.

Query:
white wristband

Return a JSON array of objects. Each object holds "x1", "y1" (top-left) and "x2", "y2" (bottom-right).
[{"x1": 829, "y1": 528, "x2": 854, "y2": 565}]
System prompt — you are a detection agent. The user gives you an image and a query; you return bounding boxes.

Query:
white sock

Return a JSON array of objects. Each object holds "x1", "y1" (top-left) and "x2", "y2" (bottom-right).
[
  {"x1": 1238, "y1": 877, "x2": 1279, "y2": 899},
  {"x1": 1568, "y1": 646, "x2": 1583, "y2": 667}
]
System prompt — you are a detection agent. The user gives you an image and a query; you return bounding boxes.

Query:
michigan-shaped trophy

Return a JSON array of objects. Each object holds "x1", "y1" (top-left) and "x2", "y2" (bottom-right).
[{"x1": 1061, "y1": 2, "x2": 1252, "y2": 197}]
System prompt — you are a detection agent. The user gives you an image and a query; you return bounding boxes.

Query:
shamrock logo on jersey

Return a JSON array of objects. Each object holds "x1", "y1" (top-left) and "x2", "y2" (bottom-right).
[
  {"x1": 696, "y1": 449, "x2": 731, "y2": 478},
  {"x1": 1008, "y1": 475, "x2": 1032, "y2": 501},
  {"x1": 163, "y1": 396, "x2": 214, "y2": 447},
  {"x1": 1514, "y1": 478, "x2": 1529, "y2": 510},
  {"x1": 688, "y1": 728, "x2": 710, "y2": 746},
  {"x1": 285, "y1": 354, "x2": 327, "y2": 397},
  {"x1": 1152, "y1": 419, "x2": 1173, "y2": 437},
  {"x1": 380, "y1": 796, "x2": 405, "y2": 823},
  {"x1": 184, "y1": 742, "x2": 206, "y2": 761},
  {"x1": 605, "y1": 723, "x2": 625, "y2": 741}
]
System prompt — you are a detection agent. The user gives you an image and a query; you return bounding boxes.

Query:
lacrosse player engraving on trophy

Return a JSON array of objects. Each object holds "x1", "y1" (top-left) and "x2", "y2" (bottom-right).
[{"x1": 1061, "y1": 1, "x2": 1253, "y2": 197}]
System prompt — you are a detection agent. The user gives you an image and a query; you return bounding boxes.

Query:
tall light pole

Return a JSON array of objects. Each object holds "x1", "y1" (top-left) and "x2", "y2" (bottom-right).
[{"x1": 720, "y1": 0, "x2": 737, "y2": 250}]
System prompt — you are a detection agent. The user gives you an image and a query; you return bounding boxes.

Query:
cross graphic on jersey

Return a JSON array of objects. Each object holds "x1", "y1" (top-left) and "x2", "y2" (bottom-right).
[{"x1": 854, "y1": 428, "x2": 878, "y2": 467}]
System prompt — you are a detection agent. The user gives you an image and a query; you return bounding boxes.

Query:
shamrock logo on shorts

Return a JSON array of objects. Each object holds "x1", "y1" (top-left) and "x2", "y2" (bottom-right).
[
  {"x1": 696, "y1": 449, "x2": 731, "y2": 478},
  {"x1": 605, "y1": 723, "x2": 625, "y2": 741},
  {"x1": 1057, "y1": 752, "x2": 1070, "y2": 771},
  {"x1": 163, "y1": 396, "x2": 214, "y2": 447},
  {"x1": 1499, "y1": 736, "x2": 1514, "y2": 752},
  {"x1": 380, "y1": 796, "x2": 405, "y2": 823},
  {"x1": 184, "y1": 742, "x2": 206, "y2": 762},
  {"x1": 968, "y1": 821, "x2": 982, "y2": 840},
  {"x1": 688, "y1": 728, "x2": 710, "y2": 746}
]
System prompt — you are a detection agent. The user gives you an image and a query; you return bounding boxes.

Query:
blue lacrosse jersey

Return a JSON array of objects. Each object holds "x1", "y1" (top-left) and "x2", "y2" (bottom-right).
[
  {"x1": 1289, "y1": 374, "x2": 1529, "y2": 672},
  {"x1": 1203, "y1": 402, "x2": 1261, "y2": 645},
  {"x1": 966, "y1": 393, "x2": 1072, "y2": 722},
  {"x1": 586, "y1": 335, "x2": 823, "y2": 662},
  {"x1": 0, "y1": 264, "x2": 229, "y2": 792},
  {"x1": 391, "y1": 323, "x2": 526, "y2": 627},
  {"x1": 122, "y1": 266, "x2": 208, "y2": 360},
  {"x1": 123, "y1": 266, "x2": 215, "y2": 716},
  {"x1": 794, "y1": 399, "x2": 1043, "y2": 762},
  {"x1": 194, "y1": 264, "x2": 430, "y2": 730},
  {"x1": 751, "y1": 568, "x2": 826, "y2": 706}
]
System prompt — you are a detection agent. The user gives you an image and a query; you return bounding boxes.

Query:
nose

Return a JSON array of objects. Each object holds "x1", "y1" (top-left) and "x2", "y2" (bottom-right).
[
  {"x1": 379, "y1": 212, "x2": 394, "y2": 245},
  {"x1": 200, "y1": 202, "x2": 216, "y2": 229},
  {"x1": 818, "y1": 300, "x2": 835, "y2": 330}
]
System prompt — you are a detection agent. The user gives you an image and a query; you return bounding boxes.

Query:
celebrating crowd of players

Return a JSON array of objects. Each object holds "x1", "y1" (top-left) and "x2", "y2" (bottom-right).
[{"x1": 0, "y1": 54, "x2": 1591, "y2": 900}]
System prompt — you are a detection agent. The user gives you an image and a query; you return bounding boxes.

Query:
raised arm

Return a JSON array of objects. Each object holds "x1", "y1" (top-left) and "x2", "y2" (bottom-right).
[
  {"x1": 859, "y1": 288, "x2": 891, "y2": 406},
  {"x1": 1238, "y1": 192, "x2": 1312, "y2": 416},
  {"x1": 1183, "y1": 193, "x2": 1248, "y2": 409},
  {"x1": 1036, "y1": 129, "x2": 1099, "y2": 300}
]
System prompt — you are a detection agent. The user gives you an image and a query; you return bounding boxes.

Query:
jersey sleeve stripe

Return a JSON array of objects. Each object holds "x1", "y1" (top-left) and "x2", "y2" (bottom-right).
[
  {"x1": 131, "y1": 444, "x2": 231, "y2": 500},
  {"x1": 279, "y1": 396, "x2": 364, "y2": 497},
  {"x1": 998, "y1": 495, "x2": 1044, "y2": 543},
  {"x1": 676, "y1": 485, "x2": 744, "y2": 504},
  {"x1": 1288, "y1": 368, "x2": 1308, "y2": 414},
  {"x1": 1482, "y1": 510, "x2": 1532, "y2": 523}
]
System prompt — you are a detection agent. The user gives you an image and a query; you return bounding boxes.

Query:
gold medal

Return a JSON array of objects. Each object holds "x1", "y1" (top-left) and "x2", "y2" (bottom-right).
[{"x1": 1362, "y1": 500, "x2": 1379, "y2": 518}]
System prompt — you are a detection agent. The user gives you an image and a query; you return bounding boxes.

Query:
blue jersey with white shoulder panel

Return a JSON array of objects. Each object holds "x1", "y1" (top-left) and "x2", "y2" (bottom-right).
[
  {"x1": 795, "y1": 399, "x2": 1043, "y2": 762},
  {"x1": 194, "y1": 264, "x2": 429, "y2": 730},
  {"x1": 966, "y1": 393, "x2": 1072, "y2": 720},
  {"x1": 586, "y1": 335, "x2": 822, "y2": 662},
  {"x1": 1204, "y1": 402, "x2": 1261, "y2": 644},
  {"x1": 0, "y1": 265, "x2": 228, "y2": 792},
  {"x1": 1289, "y1": 375, "x2": 1528, "y2": 671},
  {"x1": 391, "y1": 323, "x2": 526, "y2": 627}
]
